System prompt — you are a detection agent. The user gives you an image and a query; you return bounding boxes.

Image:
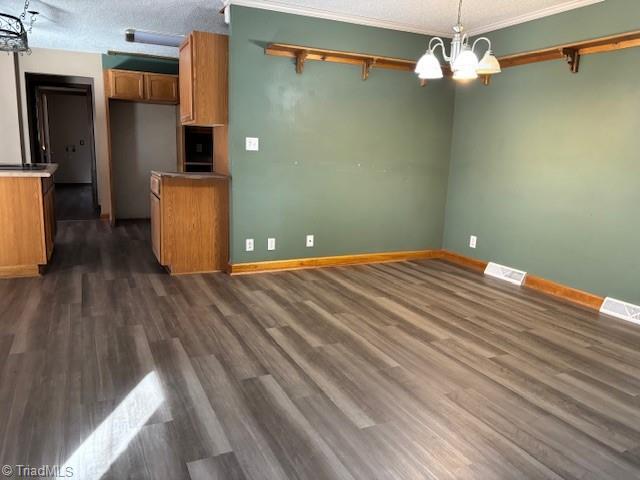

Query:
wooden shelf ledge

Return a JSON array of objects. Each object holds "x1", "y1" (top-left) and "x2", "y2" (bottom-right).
[
  {"x1": 266, "y1": 29, "x2": 640, "y2": 84},
  {"x1": 499, "y1": 29, "x2": 640, "y2": 73},
  {"x1": 265, "y1": 43, "x2": 419, "y2": 80}
]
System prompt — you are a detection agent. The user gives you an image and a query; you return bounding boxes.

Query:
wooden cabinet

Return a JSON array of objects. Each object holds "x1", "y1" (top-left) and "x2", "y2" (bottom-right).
[
  {"x1": 150, "y1": 172, "x2": 229, "y2": 274},
  {"x1": 106, "y1": 70, "x2": 179, "y2": 104},
  {"x1": 179, "y1": 38, "x2": 194, "y2": 123},
  {"x1": 145, "y1": 74, "x2": 179, "y2": 104},
  {"x1": 108, "y1": 70, "x2": 145, "y2": 101},
  {"x1": 42, "y1": 180, "x2": 56, "y2": 261},
  {"x1": 179, "y1": 31, "x2": 228, "y2": 126},
  {"x1": 150, "y1": 192, "x2": 161, "y2": 262},
  {"x1": 0, "y1": 173, "x2": 57, "y2": 278}
]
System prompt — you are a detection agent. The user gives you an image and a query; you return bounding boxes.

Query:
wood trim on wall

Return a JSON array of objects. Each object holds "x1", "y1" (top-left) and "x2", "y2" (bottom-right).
[
  {"x1": 229, "y1": 247, "x2": 605, "y2": 312},
  {"x1": 439, "y1": 250, "x2": 604, "y2": 311},
  {"x1": 228, "y1": 249, "x2": 444, "y2": 275},
  {"x1": 524, "y1": 274, "x2": 604, "y2": 310},
  {"x1": 440, "y1": 250, "x2": 488, "y2": 272}
]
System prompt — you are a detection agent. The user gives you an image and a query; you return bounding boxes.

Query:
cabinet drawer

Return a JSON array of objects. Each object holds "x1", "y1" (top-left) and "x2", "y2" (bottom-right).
[{"x1": 150, "y1": 175, "x2": 161, "y2": 197}]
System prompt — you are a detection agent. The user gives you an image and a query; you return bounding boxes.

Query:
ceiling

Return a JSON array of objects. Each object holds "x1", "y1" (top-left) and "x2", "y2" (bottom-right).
[{"x1": 4, "y1": 0, "x2": 603, "y2": 57}]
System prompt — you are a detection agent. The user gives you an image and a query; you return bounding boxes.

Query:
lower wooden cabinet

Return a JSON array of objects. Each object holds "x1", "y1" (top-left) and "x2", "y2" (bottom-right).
[
  {"x1": 150, "y1": 192, "x2": 161, "y2": 262},
  {"x1": 43, "y1": 182, "x2": 56, "y2": 261},
  {"x1": 150, "y1": 172, "x2": 229, "y2": 274},
  {"x1": 0, "y1": 175, "x2": 57, "y2": 278}
]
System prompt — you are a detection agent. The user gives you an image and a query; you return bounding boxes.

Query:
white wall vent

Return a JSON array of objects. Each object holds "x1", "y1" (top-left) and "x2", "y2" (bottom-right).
[
  {"x1": 484, "y1": 262, "x2": 527, "y2": 286},
  {"x1": 600, "y1": 297, "x2": 640, "y2": 325}
]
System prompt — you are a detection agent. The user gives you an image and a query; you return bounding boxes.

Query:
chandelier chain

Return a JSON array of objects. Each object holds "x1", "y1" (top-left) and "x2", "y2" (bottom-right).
[
  {"x1": 20, "y1": 0, "x2": 29, "y2": 21},
  {"x1": 457, "y1": 0, "x2": 463, "y2": 26}
]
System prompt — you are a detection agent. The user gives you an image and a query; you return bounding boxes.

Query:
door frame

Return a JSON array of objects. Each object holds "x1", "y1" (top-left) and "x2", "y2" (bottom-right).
[{"x1": 25, "y1": 73, "x2": 100, "y2": 213}]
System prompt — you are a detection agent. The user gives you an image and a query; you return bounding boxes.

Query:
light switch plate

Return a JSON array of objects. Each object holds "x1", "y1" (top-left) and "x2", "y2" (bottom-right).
[
  {"x1": 306, "y1": 235, "x2": 314, "y2": 247},
  {"x1": 245, "y1": 238, "x2": 254, "y2": 252},
  {"x1": 267, "y1": 238, "x2": 276, "y2": 251},
  {"x1": 245, "y1": 137, "x2": 259, "y2": 151},
  {"x1": 469, "y1": 235, "x2": 477, "y2": 249}
]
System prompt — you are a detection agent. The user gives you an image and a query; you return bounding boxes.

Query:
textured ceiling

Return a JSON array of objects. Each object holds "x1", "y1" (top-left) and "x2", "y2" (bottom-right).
[{"x1": 3, "y1": 0, "x2": 603, "y2": 57}]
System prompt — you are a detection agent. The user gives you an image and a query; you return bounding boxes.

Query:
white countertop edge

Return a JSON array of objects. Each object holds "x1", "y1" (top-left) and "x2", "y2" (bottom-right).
[{"x1": 0, "y1": 164, "x2": 59, "y2": 178}]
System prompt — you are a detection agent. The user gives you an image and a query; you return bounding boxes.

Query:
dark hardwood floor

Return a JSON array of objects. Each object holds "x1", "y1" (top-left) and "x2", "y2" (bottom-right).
[
  {"x1": 1, "y1": 220, "x2": 640, "y2": 479},
  {"x1": 55, "y1": 184, "x2": 99, "y2": 221}
]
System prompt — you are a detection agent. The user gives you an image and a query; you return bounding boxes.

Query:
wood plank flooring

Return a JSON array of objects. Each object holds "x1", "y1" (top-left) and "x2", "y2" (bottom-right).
[{"x1": 1, "y1": 220, "x2": 640, "y2": 479}]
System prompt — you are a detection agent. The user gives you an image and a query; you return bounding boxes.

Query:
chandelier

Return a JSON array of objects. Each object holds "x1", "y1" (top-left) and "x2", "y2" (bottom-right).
[
  {"x1": 415, "y1": 0, "x2": 501, "y2": 81},
  {"x1": 0, "y1": 0, "x2": 39, "y2": 53}
]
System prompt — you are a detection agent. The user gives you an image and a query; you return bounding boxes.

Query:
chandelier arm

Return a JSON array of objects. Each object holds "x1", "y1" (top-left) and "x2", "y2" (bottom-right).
[
  {"x1": 471, "y1": 37, "x2": 493, "y2": 55},
  {"x1": 428, "y1": 37, "x2": 449, "y2": 61}
]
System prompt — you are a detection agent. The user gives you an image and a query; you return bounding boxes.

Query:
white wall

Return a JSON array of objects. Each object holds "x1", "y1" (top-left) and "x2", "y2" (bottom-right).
[
  {"x1": 0, "y1": 54, "x2": 23, "y2": 164},
  {"x1": 46, "y1": 92, "x2": 93, "y2": 183},
  {"x1": 110, "y1": 102, "x2": 177, "y2": 219},
  {"x1": 18, "y1": 48, "x2": 111, "y2": 214}
]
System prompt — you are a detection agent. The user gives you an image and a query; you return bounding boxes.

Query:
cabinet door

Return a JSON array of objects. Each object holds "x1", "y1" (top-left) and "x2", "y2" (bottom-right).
[
  {"x1": 179, "y1": 36, "x2": 195, "y2": 123},
  {"x1": 145, "y1": 74, "x2": 179, "y2": 104},
  {"x1": 43, "y1": 186, "x2": 56, "y2": 261},
  {"x1": 109, "y1": 70, "x2": 145, "y2": 101},
  {"x1": 150, "y1": 193, "x2": 162, "y2": 263}
]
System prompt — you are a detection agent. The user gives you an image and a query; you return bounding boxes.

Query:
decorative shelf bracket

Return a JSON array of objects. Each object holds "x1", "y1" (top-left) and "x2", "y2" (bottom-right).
[
  {"x1": 362, "y1": 59, "x2": 375, "y2": 80},
  {"x1": 295, "y1": 51, "x2": 308, "y2": 74},
  {"x1": 563, "y1": 48, "x2": 581, "y2": 73}
]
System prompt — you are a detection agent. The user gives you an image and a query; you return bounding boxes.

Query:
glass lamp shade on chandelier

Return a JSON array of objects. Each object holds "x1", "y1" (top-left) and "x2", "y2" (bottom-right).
[{"x1": 415, "y1": 0, "x2": 501, "y2": 81}]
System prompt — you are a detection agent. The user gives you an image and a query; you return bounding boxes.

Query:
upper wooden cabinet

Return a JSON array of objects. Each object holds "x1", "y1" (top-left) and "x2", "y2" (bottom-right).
[
  {"x1": 108, "y1": 70, "x2": 145, "y2": 101},
  {"x1": 145, "y1": 74, "x2": 179, "y2": 104},
  {"x1": 179, "y1": 31, "x2": 228, "y2": 126},
  {"x1": 106, "y1": 70, "x2": 179, "y2": 104}
]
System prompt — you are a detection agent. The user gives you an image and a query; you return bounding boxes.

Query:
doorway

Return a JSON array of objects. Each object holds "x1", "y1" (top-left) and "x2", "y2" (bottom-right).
[{"x1": 25, "y1": 74, "x2": 99, "y2": 220}]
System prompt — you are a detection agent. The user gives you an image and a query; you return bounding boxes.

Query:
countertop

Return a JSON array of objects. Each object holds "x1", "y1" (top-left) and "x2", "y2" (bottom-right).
[
  {"x1": 151, "y1": 171, "x2": 229, "y2": 180},
  {"x1": 0, "y1": 164, "x2": 58, "y2": 178}
]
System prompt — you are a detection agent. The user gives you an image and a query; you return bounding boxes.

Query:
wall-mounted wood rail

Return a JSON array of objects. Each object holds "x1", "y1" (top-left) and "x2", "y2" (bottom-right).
[
  {"x1": 498, "y1": 29, "x2": 640, "y2": 73},
  {"x1": 265, "y1": 43, "x2": 421, "y2": 81},
  {"x1": 267, "y1": 30, "x2": 640, "y2": 85}
]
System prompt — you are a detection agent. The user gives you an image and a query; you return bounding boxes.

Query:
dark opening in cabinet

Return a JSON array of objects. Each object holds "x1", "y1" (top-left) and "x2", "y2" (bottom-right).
[{"x1": 184, "y1": 126, "x2": 213, "y2": 173}]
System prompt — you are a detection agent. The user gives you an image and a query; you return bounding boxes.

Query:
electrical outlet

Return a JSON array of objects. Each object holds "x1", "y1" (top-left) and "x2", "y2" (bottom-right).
[
  {"x1": 306, "y1": 234, "x2": 314, "y2": 247},
  {"x1": 469, "y1": 235, "x2": 477, "y2": 249},
  {"x1": 245, "y1": 238, "x2": 254, "y2": 252},
  {"x1": 267, "y1": 237, "x2": 276, "y2": 251},
  {"x1": 245, "y1": 137, "x2": 259, "y2": 151}
]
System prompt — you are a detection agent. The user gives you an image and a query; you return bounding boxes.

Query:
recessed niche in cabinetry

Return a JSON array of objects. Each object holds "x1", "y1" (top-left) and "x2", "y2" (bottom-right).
[{"x1": 184, "y1": 126, "x2": 213, "y2": 173}]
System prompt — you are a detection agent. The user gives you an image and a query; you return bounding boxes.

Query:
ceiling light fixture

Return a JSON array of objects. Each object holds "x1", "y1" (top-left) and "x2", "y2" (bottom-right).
[
  {"x1": 415, "y1": 0, "x2": 501, "y2": 81},
  {"x1": 0, "y1": 0, "x2": 39, "y2": 53},
  {"x1": 125, "y1": 29, "x2": 184, "y2": 48}
]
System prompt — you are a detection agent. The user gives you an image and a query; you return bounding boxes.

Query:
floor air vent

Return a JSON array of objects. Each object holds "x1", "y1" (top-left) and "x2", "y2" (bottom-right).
[
  {"x1": 600, "y1": 297, "x2": 640, "y2": 325},
  {"x1": 484, "y1": 262, "x2": 527, "y2": 286}
]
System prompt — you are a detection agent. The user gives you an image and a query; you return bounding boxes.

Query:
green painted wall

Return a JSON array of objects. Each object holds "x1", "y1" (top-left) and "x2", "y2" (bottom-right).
[
  {"x1": 444, "y1": 0, "x2": 640, "y2": 304},
  {"x1": 102, "y1": 53, "x2": 178, "y2": 74},
  {"x1": 229, "y1": 6, "x2": 454, "y2": 263}
]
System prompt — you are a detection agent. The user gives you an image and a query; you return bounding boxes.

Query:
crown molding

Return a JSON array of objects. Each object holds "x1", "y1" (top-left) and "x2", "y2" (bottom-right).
[
  {"x1": 228, "y1": 0, "x2": 452, "y2": 37},
  {"x1": 465, "y1": 0, "x2": 605, "y2": 36},
  {"x1": 229, "y1": 0, "x2": 606, "y2": 39}
]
